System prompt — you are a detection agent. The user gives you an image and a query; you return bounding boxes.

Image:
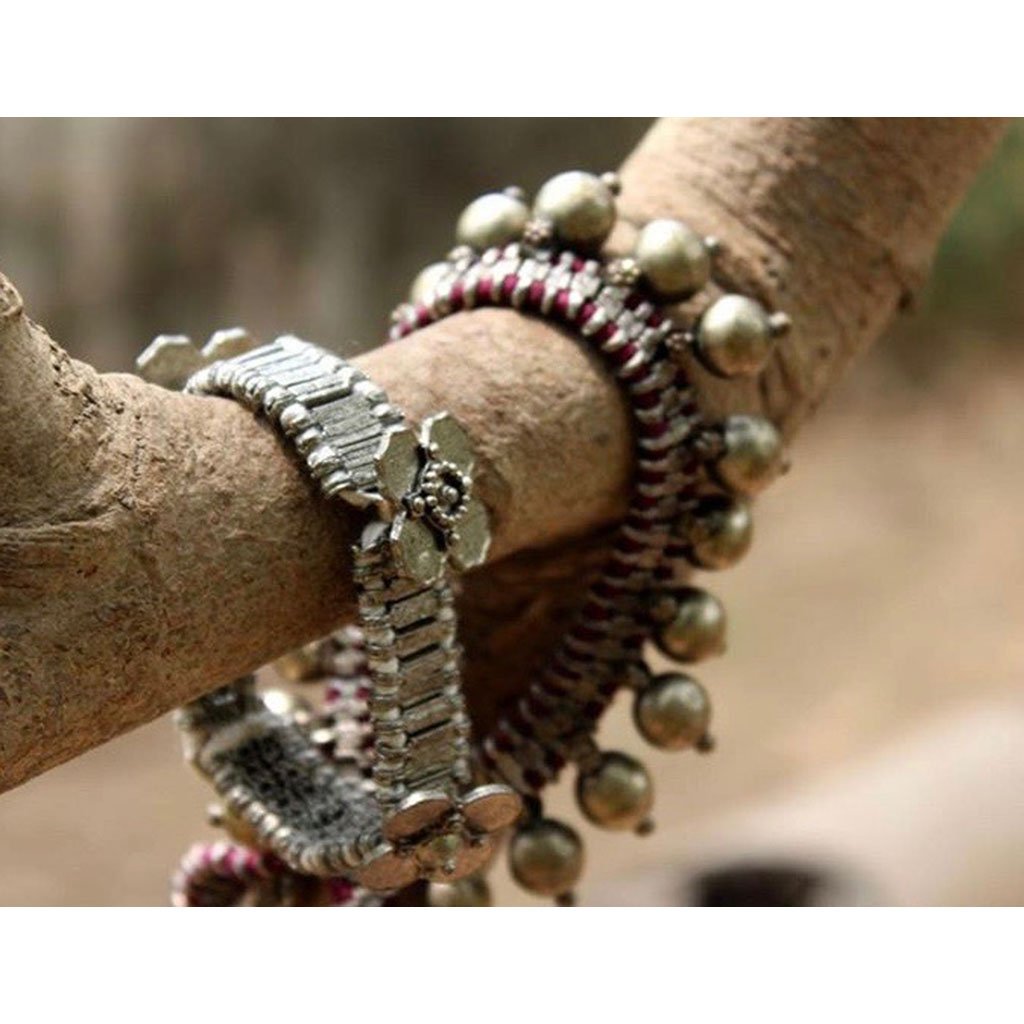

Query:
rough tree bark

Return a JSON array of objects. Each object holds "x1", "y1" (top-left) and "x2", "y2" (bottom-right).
[{"x1": 0, "y1": 118, "x2": 1007, "y2": 794}]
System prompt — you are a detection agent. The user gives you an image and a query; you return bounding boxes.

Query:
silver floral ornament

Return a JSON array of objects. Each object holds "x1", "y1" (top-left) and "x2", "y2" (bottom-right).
[
  {"x1": 360, "y1": 783, "x2": 521, "y2": 889},
  {"x1": 374, "y1": 411, "x2": 491, "y2": 583},
  {"x1": 136, "y1": 327, "x2": 257, "y2": 389}
]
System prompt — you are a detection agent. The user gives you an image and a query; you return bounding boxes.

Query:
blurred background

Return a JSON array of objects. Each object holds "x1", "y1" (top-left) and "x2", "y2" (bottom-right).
[{"x1": 1, "y1": 118, "x2": 1023, "y2": 905}]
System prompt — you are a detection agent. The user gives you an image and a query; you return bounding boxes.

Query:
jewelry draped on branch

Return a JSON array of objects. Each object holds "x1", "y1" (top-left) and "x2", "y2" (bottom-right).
[{"x1": 140, "y1": 168, "x2": 789, "y2": 907}]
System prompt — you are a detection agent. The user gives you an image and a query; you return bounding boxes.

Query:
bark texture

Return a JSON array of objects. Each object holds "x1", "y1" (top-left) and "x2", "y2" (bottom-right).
[{"x1": 0, "y1": 118, "x2": 1007, "y2": 793}]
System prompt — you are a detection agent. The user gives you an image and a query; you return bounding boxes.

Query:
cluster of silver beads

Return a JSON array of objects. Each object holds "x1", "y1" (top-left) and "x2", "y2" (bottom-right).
[{"x1": 390, "y1": 169, "x2": 790, "y2": 904}]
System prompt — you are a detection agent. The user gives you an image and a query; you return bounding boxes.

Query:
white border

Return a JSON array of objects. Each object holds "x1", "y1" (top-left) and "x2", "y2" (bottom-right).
[
  {"x1": 0, "y1": 908, "x2": 1019, "y2": 1021},
  {"x1": 2, "y1": 2, "x2": 1019, "y2": 114}
]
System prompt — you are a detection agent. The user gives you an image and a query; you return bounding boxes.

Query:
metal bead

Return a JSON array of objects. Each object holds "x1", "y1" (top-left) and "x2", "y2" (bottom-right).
[
  {"x1": 633, "y1": 672, "x2": 711, "y2": 751},
  {"x1": 409, "y1": 261, "x2": 450, "y2": 305},
  {"x1": 682, "y1": 495, "x2": 753, "y2": 570},
  {"x1": 665, "y1": 330, "x2": 693, "y2": 366},
  {"x1": 508, "y1": 818, "x2": 584, "y2": 897},
  {"x1": 522, "y1": 216, "x2": 555, "y2": 249},
  {"x1": 716, "y1": 415, "x2": 785, "y2": 496},
  {"x1": 533, "y1": 171, "x2": 616, "y2": 249},
  {"x1": 605, "y1": 256, "x2": 642, "y2": 288},
  {"x1": 634, "y1": 218, "x2": 710, "y2": 300},
  {"x1": 652, "y1": 586, "x2": 726, "y2": 663},
  {"x1": 696, "y1": 295, "x2": 775, "y2": 377},
  {"x1": 455, "y1": 192, "x2": 530, "y2": 250},
  {"x1": 575, "y1": 751, "x2": 654, "y2": 832},
  {"x1": 427, "y1": 874, "x2": 492, "y2": 907}
]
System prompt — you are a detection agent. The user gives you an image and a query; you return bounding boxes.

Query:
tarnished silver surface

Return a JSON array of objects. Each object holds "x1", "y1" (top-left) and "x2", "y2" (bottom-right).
[
  {"x1": 142, "y1": 334, "x2": 518, "y2": 891},
  {"x1": 154, "y1": 166, "x2": 795, "y2": 906}
]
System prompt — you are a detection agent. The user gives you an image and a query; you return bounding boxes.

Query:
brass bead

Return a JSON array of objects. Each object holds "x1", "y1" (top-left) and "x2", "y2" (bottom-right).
[
  {"x1": 576, "y1": 751, "x2": 654, "y2": 832},
  {"x1": 715, "y1": 415, "x2": 784, "y2": 496},
  {"x1": 455, "y1": 192, "x2": 530, "y2": 250},
  {"x1": 409, "y1": 261, "x2": 450, "y2": 305},
  {"x1": 653, "y1": 586, "x2": 727, "y2": 663},
  {"x1": 634, "y1": 218, "x2": 710, "y2": 300},
  {"x1": 634, "y1": 672, "x2": 711, "y2": 751},
  {"x1": 508, "y1": 818, "x2": 584, "y2": 897},
  {"x1": 683, "y1": 495, "x2": 753, "y2": 570},
  {"x1": 427, "y1": 874, "x2": 492, "y2": 907},
  {"x1": 533, "y1": 170, "x2": 616, "y2": 249},
  {"x1": 697, "y1": 295, "x2": 775, "y2": 378}
]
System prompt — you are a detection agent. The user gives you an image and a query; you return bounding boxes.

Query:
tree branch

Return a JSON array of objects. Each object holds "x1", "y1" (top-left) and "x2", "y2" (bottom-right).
[{"x1": 0, "y1": 118, "x2": 1007, "y2": 793}]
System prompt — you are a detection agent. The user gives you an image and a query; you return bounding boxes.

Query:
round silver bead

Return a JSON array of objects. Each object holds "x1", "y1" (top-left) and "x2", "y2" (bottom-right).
[
  {"x1": 682, "y1": 496, "x2": 753, "y2": 570},
  {"x1": 409, "y1": 261, "x2": 450, "y2": 306},
  {"x1": 634, "y1": 218, "x2": 711, "y2": 300},
  {"x1": 427, "y1": 874, "x2": 492, "y2": 907},
  {"x1": 508, "y1": 818, "x2": 584, "y2": 898},
  {"x1": 533, "y1": 170, "x2": 616, "y2": 250},
  {"x1": 278, "y1": 403, "x2": 314, "y2": 437},
  {"x1": 634, "y1": 673, "x2": 711, "y2": 751},
  {"x1": 716, "y1": 415, "x2": 785, "y2": 496},
  {"x1": 455, "y1": 192, "x2": 530, "y2": 251},
  {"x1": 575, "y1": 751, "x2": 653, "y2": 832},
  {"x1": 697, "y1": 295, "x2": 775, "y2": 377},
  {"x1": 652, "y1": 586, "x2": 727, "y2": 663}
]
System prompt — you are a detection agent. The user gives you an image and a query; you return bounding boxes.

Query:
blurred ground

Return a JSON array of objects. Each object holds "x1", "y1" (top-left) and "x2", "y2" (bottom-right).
[{"x1": 1, "y1": 119, "x2": 1023, "y2": 904}]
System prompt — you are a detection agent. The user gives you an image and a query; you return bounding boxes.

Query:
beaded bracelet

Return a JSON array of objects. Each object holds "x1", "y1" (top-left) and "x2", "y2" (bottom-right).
[{"x1": 383, "y1": 170, "x2": 790, "y2": 903}]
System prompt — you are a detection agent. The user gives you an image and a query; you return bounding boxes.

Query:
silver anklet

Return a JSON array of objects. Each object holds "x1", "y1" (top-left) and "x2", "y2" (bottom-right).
[
  {"x1": 139, "y1": 333, "x2": 519, "y2": 893},
  {"x1": 389, "y1": 170, "x2": 790, "y2": 904}
]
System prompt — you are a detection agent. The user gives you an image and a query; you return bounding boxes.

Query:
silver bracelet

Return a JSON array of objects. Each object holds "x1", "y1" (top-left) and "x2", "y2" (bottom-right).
[
  {"x1": 147, "y1": 165, "x2": 791, "y2": 908},
  {"x1": 139, "y1": 333, "x2": 519, "y2": 892}
]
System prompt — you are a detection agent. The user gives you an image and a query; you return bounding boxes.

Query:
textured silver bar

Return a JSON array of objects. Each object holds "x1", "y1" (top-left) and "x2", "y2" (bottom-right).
[{"x1": 178, "y1": 336, "x2": 518, "y2": 890}]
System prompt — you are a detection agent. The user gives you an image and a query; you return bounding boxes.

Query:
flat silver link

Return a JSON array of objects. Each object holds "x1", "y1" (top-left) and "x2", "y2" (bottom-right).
[{"x1": 179, "y1": 335, "x2": 516, "y2": 890}]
